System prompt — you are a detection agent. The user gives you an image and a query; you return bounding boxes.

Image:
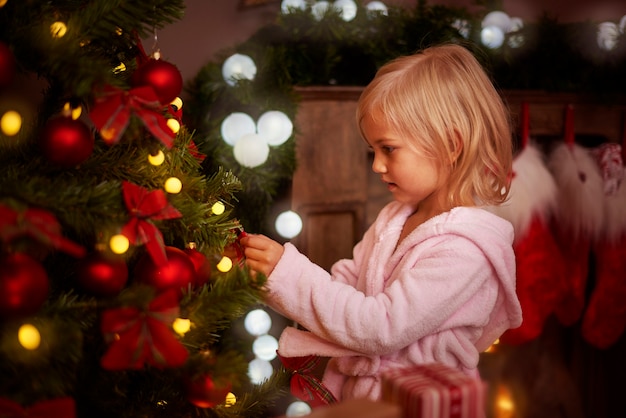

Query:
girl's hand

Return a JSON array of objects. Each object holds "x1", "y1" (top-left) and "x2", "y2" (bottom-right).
[{"x1": 240, "y1": 234, "x2": 284, "y2": 277}]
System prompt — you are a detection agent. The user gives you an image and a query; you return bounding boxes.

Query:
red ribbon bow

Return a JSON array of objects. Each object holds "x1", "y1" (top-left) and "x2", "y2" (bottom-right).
[
  {"x1": 100, "y1": 289, "x2": 189, "y2": 370},
  {"x1": 278, "y1": 354, "x2": 337, "y2": 408},
  {"x1": 121, "y1": 181, "x2": 182, "y2": 266},
  {"x1": 90, "y1": 85, "x2": 175, "y2": 148},
  {"x1": 0, "y1": 204, "x2": 85, "y2": 258},
  {"x1": 0, "y1": 397, "x2": 76, "y2": 418}
]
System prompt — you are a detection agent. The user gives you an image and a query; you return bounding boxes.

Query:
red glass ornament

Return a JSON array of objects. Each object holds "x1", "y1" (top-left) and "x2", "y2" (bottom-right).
[
  {"x1": 131, "y1": 59, "x2": 183, "y2": 105},
  {"x1": 75, "y1": 252, "x2": 128, "y2": 297},
  {"x1": 0, "y1": 253, "x2": 49, "y2": 317},
  {"x1": 0, "y1": 41, "x2": 16, "y2": 88},
  {"x1": 184, "y1": 247, "x2": 212, "y2": 287},
  {"x1": 40, "y1": 116, "x2": 94, "y2": 168},
  {"x1": 134, "y1": 246, "x2": 195, "y2": 294},
  {"x1": 185, "y1": 374, "x2": 232, "y2": 409}
]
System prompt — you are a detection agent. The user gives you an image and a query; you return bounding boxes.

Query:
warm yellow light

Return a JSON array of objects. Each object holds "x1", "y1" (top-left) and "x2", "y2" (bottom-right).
[
  {"x1": 484, "y1": 338, "x2": 500, "y2": 353},
  {"x1": 50, "y1": 21, "x2": 67, "y2": 38},
  {"x1": 170, "y1": 97, "x2": 183, "y2": 110},
  {"x1": 166, "y1": 118, "x2": 180, "y2": 134},
  {"x1": 63, "y1": 102, "x2": 82, "y2": 120},
  {"x1": 148, "y1": 150, "x2": 165, "y2": 166},
  {"x1": 109, "y1": 234, "x2": 130, "y2": 254},
  {"x1": 113, "y1": 62, "x2": 126, "y2": 74},
  {"x1": 18, "y1": 324, "x2": 41, "y2": 350},
  {"x1": 211, "y1": 201, "x2": 225, "y2": 215},
  {"x1": 217, "y1": 256, "x2": 233, "y2": 272},
  {"x1": 115, "y1": 27, "x2": 123, "y2": 36},
  {"x1": 164, "y1": 177, "x2": 182, "y2": 194},
  {"x1": 225, "y1": 392, "x2": 236, "y2": 407},
  {"x1": 172, "y1": 318, "x2": 191, "y2": 336},
  {"x1": 495, "y1": 384, "x2": 515, "y2": 418},
  {"x1": 1, "y1": 110, "x2": 22, "y2": 136},
  {"x1": 0, "y1": 0, "x2": 7, "y2": 7}
]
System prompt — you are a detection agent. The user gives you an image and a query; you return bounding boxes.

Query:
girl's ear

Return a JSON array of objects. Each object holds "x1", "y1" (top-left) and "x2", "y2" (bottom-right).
[{"x1": 449, "y1": 130, "x2": 463, "y2": 165}]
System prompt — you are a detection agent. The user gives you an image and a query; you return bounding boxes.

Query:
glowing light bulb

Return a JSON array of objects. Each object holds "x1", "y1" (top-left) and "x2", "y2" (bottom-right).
[
  {"x1": 164, "y1": 177, "x2": 182, "y2": 194},
  {"x1": 148, "y1": 150, "x2": 165, "y2": 166},
  {"x1": 113, "y1": 62, "x2": 126, "y2": 74},
  {"x1": 222, "y1": 53, "x2": 257, "y2": 86},
  {"x1": 481, "y1": 26, "x2": 505, "y2": 49},
  {"x1": 248, "y1": 358, "x2": 273, "y2": 384},
  {"x1": 50, "y1": 21, "x2": 67, "y2": 38},
  {"x1": 244, "y1": 309, "x2": 272, "y2": 336},
  {"x1": 211, "y1": 201, "x2": 225, "y2": 215},
  {"x1": 252, "y1": 334, "x2": 279, "y2": 361},
  {"x1": 63, "y1": 102, "x2": 82, "y2": 120},
  {"x1": 225, "y1": 392, "x2": 236, "y2": 407},
  {"x1": 171, "y1": 97, "x2": 183, "y2": 111},
  {"x1": 109, "y1": 234, "x2": 130, "y2": 254},
  {"x1": 275, "y1": 210, "x2": 303, "y2": 239},
  {"x1": 166, "y1": 118, "x2": 180, "y2": 134},
  {"x1": 172, "y1": 318, "x2": 191, "y2": 336},
  {"x1": 0, "y1": 0, "x2": 7, "y2": 7},
  {"x1": 18, "y1": 323, "x2": 41, "y2": 350},
  {"x1": 217, "y1": 256, "x2": 233, "y2": 272},
  {"x1": 1, "y1": 110, "x2": 22, "y2": 136}
]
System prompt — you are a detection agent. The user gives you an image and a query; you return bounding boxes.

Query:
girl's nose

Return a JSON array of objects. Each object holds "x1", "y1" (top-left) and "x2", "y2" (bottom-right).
[{"x1": 372, "y1": 153, "x2": 386, "y2": 174}]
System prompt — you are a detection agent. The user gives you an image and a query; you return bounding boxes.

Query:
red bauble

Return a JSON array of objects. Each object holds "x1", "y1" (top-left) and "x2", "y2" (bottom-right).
[
  {"x1": 0, "y1": 41, "x2": 16, "y2": 89},
  {"x1": 75, "y1": 252, "x2": 128, "y2": 297},
  {"x1": 134, "y1": 246, "x2": 196, "y2": 294},
  {"x1": 185, "y1": 374, "x2": 232, "y2": 409},
  {"x1": 184, "y1": 247, "x2": 212, "y2": 287},
  {"x1": 40, "y1": 116, "x2": 94, "y2": 168},
  {"x1": 131, "y1": 59, "x2": 183, "y2": 105},
  {"x1": 0, "y1": 253, "x2": 49, "y2": 317}
]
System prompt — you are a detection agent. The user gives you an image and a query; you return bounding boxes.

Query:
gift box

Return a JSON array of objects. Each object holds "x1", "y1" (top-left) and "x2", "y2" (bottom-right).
[{"x1": 381, "y1": 363, "x2": 485, "y2": 418}]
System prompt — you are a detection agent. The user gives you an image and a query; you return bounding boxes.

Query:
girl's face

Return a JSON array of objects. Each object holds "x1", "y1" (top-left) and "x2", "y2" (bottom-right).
[{"x1": 361, "y1": 113, "x2": 450, "y2": 214}]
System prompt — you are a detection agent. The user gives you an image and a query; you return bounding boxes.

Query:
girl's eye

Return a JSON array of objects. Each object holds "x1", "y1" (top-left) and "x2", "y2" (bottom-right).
[{"x1": 382, "y1": 146, "x2": 394, "y2": 154}]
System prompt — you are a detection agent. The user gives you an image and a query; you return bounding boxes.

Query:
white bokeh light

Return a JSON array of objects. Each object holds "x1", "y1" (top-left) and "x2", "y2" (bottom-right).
[
  {"x1": 481, "y1": 25, "x2": 505, "y2": 49},
  {"x1": 619, "y1": 15, "x2": 626, "y2": 34},
  {"x1": 257, "y1": 110, "x2": 293, "y2": 146},
  {"x1": 220, "y1": 112, "x2": 256, "y2": 146},
  {"x1": 481, "y1": 10, "x2": 511, "y2": 33},
  {"x1": 285, "y1": 401, "x2": 313, "y2": 417},
  {"x1": 233, "y1": 133, "x2": 270, "y2": 168},
  {"x1": 248, "y1": 358, "x2": 274, "y2": 384},
  {"x1": 334, "y1": 0, "x2": 357, "y2": 22},
  {"x1": 222, "y1": 53, "x2": 257, "y2": 86},
  {"x1": 244, "y1": 309, "x2": 272, "y2": 336},
  {"x1": 597, "y1": 21, "x2": 619, "y2": 51},
  {"x1": 366, "y1": 1, "x2": 387, "y2": 16},
  {"x1": 252, "y1": 334, "x2": 279, "y2": 361},
  {"x1": 452, "y1": 19, "x2": 471, "y2": 39},
  {"x1": 281, "y1": 0, "x2": 307, "y2": 14},
  {"x1": 275, "y1": 210, "x2": 303, "y2": 239},
  {"x1": 311, "y1": 1, "x2": 331, "y2": 21}
]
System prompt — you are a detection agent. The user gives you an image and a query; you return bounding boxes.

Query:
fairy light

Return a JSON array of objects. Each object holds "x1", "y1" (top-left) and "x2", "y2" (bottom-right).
[
  {"x1": 109, "y1": 234, "x2": 130, "y2": 254},
  {"x1": 113, "y1": 62, "x2": 126, "y2": 74},
  {"x1": 171, "y1": 97, "x2": 183, "y2": 111},
  {"x1": 484, "y1": 338, "x2": 500, "y2": 353},
  {"x1": 172, "y1": 318, "x2": 191, "y2": 336},
  {"x1": 225, "y1": 392, "x2": 236, "y2": 407},
  {"x1": 1, "y1": 110, "x2": 22, "y2": 136},
  {"x1": 216, "y1": 256, "x2": 233, "y2": 272},
  {"x1": 0, "y1": 0, "x2": 7, "y2": 7},
  {"x1": 63, "y1": 102, "x2": 82, "y2": 120},
  {"x1": 164, "y1": 177, "x2": 182, "y2": 194},
  {"x1": 148, "y1": 150, "x2": 165, "y2": 166},
  {"x1": 50, "y1": 21, "x2": 67, "y2": 38},
  {"x1": 18, "y1": 324, "x2": 41, "y2": 350},
  {"x1": 495, "y1": 384, "x2": 515, "y2": 418},
  {"x1": 166, "y1": 118, "x2": 180, "y2": 134},
  {"x1": 211, "y1": 201, "x2": 225, "y2": 215}
]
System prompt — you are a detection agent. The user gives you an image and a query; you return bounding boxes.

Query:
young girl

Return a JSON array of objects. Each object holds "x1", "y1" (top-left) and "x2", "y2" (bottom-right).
[{"x1": 241, "y1": 43, "x2": 522, "y2": 402}]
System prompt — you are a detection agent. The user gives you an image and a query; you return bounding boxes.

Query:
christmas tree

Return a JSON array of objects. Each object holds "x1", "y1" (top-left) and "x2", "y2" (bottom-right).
[{"x1": 0, "y1": 1, "x2": 288, "y2": 416}]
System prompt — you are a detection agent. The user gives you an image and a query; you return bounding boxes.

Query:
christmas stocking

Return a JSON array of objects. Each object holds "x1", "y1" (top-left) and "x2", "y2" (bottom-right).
[
  {"x1": 582, "y1": 143, "x2": 626, "y2": 349},
  {"x1": 488, "y1": 143, "x2": 567, "y2": 344},
  {"x1": 548, "y1": 141, "x2": 605, "y2": 326}
]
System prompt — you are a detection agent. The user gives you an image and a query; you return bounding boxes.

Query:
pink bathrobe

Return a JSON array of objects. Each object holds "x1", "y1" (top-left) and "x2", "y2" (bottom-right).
[{"x1": 264, "y1": 201, "x2": 523, "y2": 401}]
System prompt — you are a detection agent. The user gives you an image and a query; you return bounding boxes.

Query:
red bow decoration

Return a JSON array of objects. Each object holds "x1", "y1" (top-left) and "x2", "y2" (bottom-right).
[
  {"x1": 0, "y1": 204, "x2": 85, "y2": 258},
  {"x1": 278, "y1": 353, "x2": 337, "y2": 408},
  {"x1": 100, "y1": 289, "x2": 189, "y2": 370},
  {"x1": 121, "y1": 181, "x2": 182, "y2": 266},
  {"x1": 0, "y1": 396, "x2": 76, "y2": 418},
  {"x1": 90, "y1": 85, "x2": 175, "y2": 148}
]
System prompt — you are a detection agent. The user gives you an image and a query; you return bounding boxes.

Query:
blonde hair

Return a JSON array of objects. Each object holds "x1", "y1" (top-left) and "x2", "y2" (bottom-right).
[{"x1": 356, "y1": 43, "x2": 512, "y2": 207}]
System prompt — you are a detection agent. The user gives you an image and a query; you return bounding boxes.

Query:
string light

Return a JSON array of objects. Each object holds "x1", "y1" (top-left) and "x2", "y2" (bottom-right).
[
  {"x1": 1, "y1": 110, "x2": 22, "y2": 136},
  {"x1": 166, "y1": 118, "x2": 180, "y2": 134},
  {"x1": 113, "y1": 62, "x2": 126, "y2": 74},
  {"x1": 171, "y1": 97, "x2": 183, "y2": 111},
  {"x1": 225, "y1": 392, "x2": 236, "y2": 407},
  {"x1": 148, "y1": 150, "x2": 165, "y2": 166},
  {"x1": 50, "y1": 21, "x2": 67, "y2": 38},
  {"x1": 109, "y1": 234, "x2": 130, "y2": 254},
  {"x1": 18, "y1": 323, "x2": 41, "y2": 350},
  {"x1": 216, "y1": 256, "x2": 233, "y2": 272},
  {"x1": 63, "y1": 102, "x2": 82, "y2": 120},
  {"x1": 164, "y1": 177, "x2": 182, "y2": 194},
  {"x1": 172, "y1": 318, "x2": 191, "y2": 336},
  {"x1": 211, "y1": 201, "x2": 225, "y2": 215}
]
